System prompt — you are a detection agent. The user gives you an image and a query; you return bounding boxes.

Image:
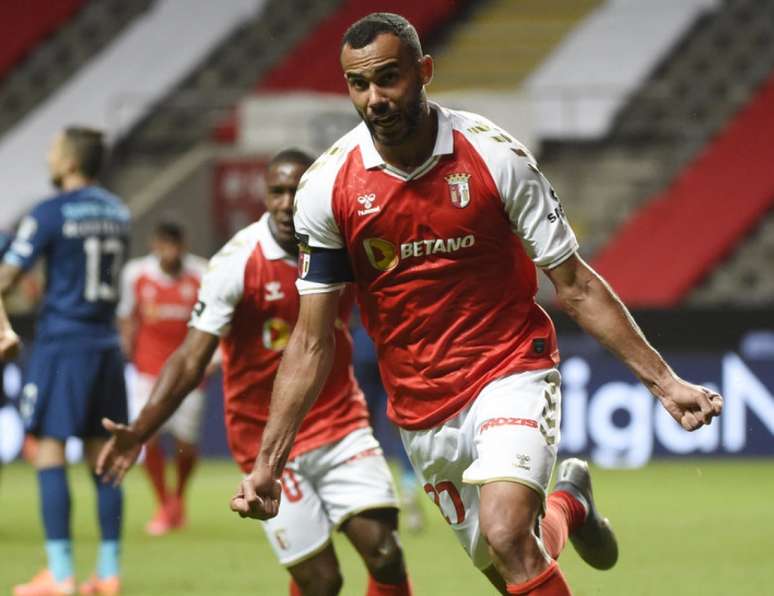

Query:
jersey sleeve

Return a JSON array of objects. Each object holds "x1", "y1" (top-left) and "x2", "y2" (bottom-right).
[
  {"x1": 499, "y1": 149, "x2": 579, "y2": 269},
  {"x1": 293, "y1": 157, "x2": 354, "y2": 295},
  {"x1": 2, "y1": 202, "x2": 58, "y2": 271},
  {"x1": 188, "y1": 231, "x2": 252, "y2": 336},
  {"x1": 116, "y1": 259, "x2": 140, "y2": 319}
]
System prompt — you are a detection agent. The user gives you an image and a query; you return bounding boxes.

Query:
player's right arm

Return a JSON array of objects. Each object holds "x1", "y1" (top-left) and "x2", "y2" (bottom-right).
[
  {"x1": 230, "y1": 290, "x2": 341, "y2": 520},
  {"x1": 97, "y1": 328, "x2": 219, "y2": 484}
]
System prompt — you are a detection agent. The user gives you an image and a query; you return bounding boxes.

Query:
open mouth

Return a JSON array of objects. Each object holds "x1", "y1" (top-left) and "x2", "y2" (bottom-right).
[
  {"x1": 276, "y1": 219, "x2": 294, "y2": 233},
  {"x1": 373, "y1": 113, "x2": 401, "y2": 129}
]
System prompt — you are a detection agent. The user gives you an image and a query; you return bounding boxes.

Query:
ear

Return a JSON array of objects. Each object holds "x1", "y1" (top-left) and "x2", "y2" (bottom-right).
[
  {"x1": 64, "y1": 155, "x2": 80, "y2": 175},
  {"x1": 419, "y1": 55, "x2": 433, "y2": 87}
]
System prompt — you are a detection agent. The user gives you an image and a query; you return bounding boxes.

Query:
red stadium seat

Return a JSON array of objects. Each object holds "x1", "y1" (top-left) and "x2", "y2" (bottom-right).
[{"x1": 0, "y1": 0, "x2": 85, "y2": 80}]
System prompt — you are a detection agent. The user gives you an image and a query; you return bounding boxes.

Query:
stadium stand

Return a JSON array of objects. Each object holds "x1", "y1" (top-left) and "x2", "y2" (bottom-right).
[
  {"x1": 109, "y1": 0, "x2": 341, "y2": 160},
  {"x1": 0, "y1": 0, "x2": 84, "y2": 78},
  {"x1": 0, "y1": 0, "x2": 152, "y2": 138},
  {"x1": 0, "y1": 0, "x2": 265, "y2": 230},
  {"x1": 523, "y1": 0, "x2": 719, "y2": 139},
  {"x1": 429, "y1": 0, "x2": 600, "y2": 92},
  {"x1": 592, "y1": 70, "x2": 774, "y2": 306},
  {"x1": 690, "y1": 210, "x2": 774, "y2": 307},
  {"x1": 256, "y1": 0, "x2": 468, "y2": 94},
  {"x1": 538, "y1": 0, "x2": 774, "y2": 262},
  {"x1": 102, "y1": 0, "x2": 342, "y2": 256}
]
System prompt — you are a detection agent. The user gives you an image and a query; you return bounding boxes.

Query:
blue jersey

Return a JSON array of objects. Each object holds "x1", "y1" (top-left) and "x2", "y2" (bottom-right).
[{"x1": 3, "y1": 186, "x2": 130, "y2": 345}]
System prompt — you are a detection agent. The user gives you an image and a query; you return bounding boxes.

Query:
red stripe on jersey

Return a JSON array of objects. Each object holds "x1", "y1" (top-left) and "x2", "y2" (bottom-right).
[
  {"x1": 221, "y1": 242, "x2": 368, "y2": 473},
  {"x1": 332, "y1": 131, "x2": 558, "y2": 430}
]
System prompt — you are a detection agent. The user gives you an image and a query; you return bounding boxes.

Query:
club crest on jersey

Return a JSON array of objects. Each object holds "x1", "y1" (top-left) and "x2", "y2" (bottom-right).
[
  {"x1": 297, "y1": 235, "x2": 311, "y2": 279},
  {"x1": 445, "y1": 172, "x2": 471, "y2": 208}
]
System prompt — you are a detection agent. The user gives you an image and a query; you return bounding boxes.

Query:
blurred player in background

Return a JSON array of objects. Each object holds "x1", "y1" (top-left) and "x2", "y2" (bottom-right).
[
  {"x1": 0, "y1": 127, "x2": 129, "y2": 596},
  {"x1": 98, "y1": 149, "x2": 413, "y2": 596},
  {"x1": 233, "y1": 13, "x2": 723, "y2": 596},
  {"x1": 117, "y1": 221, "x2": 208, "y2": 536}
]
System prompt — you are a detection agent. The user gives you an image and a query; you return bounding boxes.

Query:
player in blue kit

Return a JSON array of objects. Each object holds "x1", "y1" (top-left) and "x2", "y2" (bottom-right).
[{"x1": 0, "y1": 127, "x2": 130, "y2": 596}]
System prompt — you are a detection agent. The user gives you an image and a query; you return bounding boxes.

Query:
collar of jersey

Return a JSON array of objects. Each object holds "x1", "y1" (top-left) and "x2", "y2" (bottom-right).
[
  {"x1": 258, "y1": 213, "x2": 296, "y2": 263},
  {"x1": 357, "y1": 102, "x2": 453, "y2": 181}
]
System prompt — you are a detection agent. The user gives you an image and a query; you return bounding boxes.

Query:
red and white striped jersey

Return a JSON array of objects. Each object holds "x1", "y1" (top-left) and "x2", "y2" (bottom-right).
[
  {"x1": 119, "y1": 253, "x2": 207, "y2": 376},
  {"x1": 294, "y1": 103, "x2": 578, "y2": 431},
  {"x1": 189, "y1": 213, "x2": 368, "y2": 471}
]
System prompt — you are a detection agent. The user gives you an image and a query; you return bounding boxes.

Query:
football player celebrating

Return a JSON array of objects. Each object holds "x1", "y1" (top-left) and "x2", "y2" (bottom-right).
[
  {"x1": 231, "y1": 13, "x2": 723, "y2": 596},
  {"x1": 98, "y1": 149, "x2": 412, "y2": 596}
]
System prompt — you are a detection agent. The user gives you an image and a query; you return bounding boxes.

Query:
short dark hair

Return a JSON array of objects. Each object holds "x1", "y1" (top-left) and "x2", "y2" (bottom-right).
[
  {"x1": 153, "y1": 221, "x2": 185, "y2": 244},
  {"x1": 342, "y1": 13, "x2": 422, "y2": 59},
  {"x1": 269, "y1": 148, "x2": 315, "y2": 169},
  {"x1": 62, "y1": 126, "x2": 105, "y2": 179}
]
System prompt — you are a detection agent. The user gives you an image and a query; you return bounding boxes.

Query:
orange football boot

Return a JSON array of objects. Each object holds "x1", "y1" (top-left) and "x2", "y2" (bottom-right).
[
  {"x1": 13, "y1": 569, "x2": 75, "y2": 596},
  {"x1": 78, "y1": 575, "x2": 121, "y2": 596}
]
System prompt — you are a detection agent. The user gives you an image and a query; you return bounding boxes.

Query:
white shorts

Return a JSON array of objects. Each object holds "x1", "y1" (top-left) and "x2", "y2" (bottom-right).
[
  {"x1": 128, "y1": 370, "x2": 205, "y2": 445},
  {"x1": 262, "y1": 427, "x2": 398, "y2": 567},
  {"x1": 399, "y1": 368, "x2": 562, "y2": 570}
]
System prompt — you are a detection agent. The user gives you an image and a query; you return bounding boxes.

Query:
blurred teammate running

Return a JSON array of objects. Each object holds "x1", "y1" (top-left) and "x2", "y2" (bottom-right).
[{"x1": 98, "y1": 149, "x2": 412, "y2": 596}]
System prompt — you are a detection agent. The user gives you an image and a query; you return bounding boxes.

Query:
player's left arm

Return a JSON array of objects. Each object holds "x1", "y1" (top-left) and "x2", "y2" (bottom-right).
[
  {"x1": 0, "y1": 205, "x2": 57, "y2": 360},
  {"x1": 496, "y1": 146, "x2": 721, "y2": 430},
  {"x1": 544, "y1": 254, "x2": 722, "y2": 431},
  {"x1": 0, "y1": 263, "x2": 23, "y2": 360}
]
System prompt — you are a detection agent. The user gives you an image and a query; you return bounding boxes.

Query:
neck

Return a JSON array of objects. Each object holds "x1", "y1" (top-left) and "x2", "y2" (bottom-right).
[
  {"x1": 375, "y1": 103, "x2": 437, "y2": 173},
  {"x1": 268, "y1": 217, "x2": 298, "y2": 257},
  {"x1": 61, "y1": 174, "x2": 92, "y2": 192},
  {"x1": 160, "y1": 260, "x2": 183, "y2": 277}
]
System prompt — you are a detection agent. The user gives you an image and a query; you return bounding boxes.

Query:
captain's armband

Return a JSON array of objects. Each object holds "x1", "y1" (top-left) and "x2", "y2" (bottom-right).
[{"x1": 297, "y1": 234, "x2": 353, "y2": 284}]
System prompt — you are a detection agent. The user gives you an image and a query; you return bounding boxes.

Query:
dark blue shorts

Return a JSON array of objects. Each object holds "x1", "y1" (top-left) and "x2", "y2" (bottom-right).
[{"x1": 21, "y1": 342, "x2": 128, "y2": 440}]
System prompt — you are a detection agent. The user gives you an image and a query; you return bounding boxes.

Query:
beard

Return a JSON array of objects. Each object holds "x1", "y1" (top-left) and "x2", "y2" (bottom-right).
[
  {"x1": 362, "y1": 84, "x2": 425, "y2": 147},
  {"x1": 50, "y1": 174, "x2": 63, "y2": 190}
]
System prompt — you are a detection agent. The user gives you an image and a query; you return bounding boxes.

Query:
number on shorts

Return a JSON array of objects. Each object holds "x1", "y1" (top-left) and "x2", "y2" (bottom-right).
[
  {"x1": 424, "y1": 481, "x2": 465, "y2": 525},
  {"x1": 279, "y1": 469, "x2": 303, "y2": 503}
]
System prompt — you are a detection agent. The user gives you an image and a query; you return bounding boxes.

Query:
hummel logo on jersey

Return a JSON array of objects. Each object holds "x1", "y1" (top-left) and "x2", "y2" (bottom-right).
[
  {"x1": 264, "y1": 281, "x2": 285, "y2": 302},
  {"x1": 357, "y1": 193, "x2": 380, "y2": 216}
]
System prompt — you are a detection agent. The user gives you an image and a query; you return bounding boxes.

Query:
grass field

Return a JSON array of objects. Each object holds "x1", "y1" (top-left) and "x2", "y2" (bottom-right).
[{"x1": 1, "y1": 458, "x2": 770, "y2": 595}]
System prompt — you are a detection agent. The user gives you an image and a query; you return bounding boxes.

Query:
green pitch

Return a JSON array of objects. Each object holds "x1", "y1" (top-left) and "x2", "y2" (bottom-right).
[{"x1": 1, "y1": 459, "x2": 770, "y2": 595}]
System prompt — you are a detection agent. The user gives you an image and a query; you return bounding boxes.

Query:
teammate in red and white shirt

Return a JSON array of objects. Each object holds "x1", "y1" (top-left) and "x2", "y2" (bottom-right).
[
  {"x1": 98, "y1": 150, "x2": 412, "y2": 596},
  {"x1": 117, "y1": 222, "x2": 208, "y2": 535},
  {"x1": 232, "y1": 14, "x2": 724, "y2": 596}
]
